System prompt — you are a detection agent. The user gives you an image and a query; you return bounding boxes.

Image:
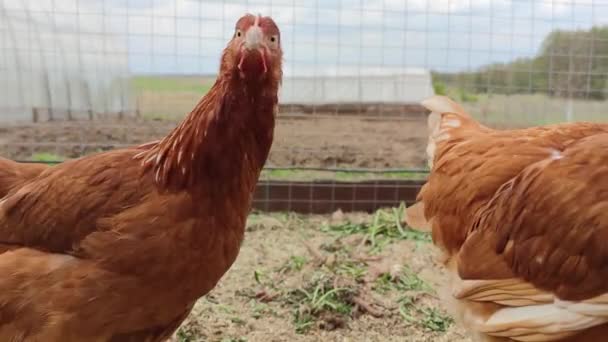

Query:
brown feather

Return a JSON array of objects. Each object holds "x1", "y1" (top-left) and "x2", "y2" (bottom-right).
[
  {"x1": 0, "y1": 158, "x2": 49, "y2": 198},
  {"x1": 467, "y1": 134, "x2": 608, "y2": 300},
  {"x1": 403, "y1": 202, "x2": 431, "y2": 232}
]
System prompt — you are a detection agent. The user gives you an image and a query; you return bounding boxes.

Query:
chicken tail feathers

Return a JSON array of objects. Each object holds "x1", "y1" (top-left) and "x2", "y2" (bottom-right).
[
  {"x1": 422, "y1": 95, "x2": 471, "y2": 119},
  {"x1": 420, "y1": 95, "x2": 485, "y2": 168}
]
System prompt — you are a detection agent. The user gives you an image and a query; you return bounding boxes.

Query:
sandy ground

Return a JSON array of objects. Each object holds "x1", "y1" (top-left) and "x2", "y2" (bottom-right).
[
  {"x1": 167, "y1": 211, "x2": 471, "y2": 342},
  {"x1": 0, "y1": 115, "x2": 428, "y2": 169}
]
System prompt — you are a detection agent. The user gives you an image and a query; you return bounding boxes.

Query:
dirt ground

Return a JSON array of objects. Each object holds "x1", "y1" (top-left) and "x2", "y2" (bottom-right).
[
  {"x1": 168, "y1": 210, "x2": 470, "y2": 342},
  {"x1": 0, "y1": 115, "x2": 428, "y2": 169}
]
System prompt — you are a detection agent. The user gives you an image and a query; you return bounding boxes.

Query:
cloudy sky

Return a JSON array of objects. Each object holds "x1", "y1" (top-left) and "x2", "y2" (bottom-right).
[{"x1": 4, "y1": 0, "x2": 608, "y2": 76}]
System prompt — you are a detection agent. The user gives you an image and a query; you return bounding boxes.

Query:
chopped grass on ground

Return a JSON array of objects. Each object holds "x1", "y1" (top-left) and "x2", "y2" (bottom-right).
[
  {"x1": 170, "y1": 208, "x2": 463, "y2": 341},
  {"x1": 322, "y1": 205, "x2": 432, "y2": 251},
  {"x1": 260, "y1": 169, "x2": 428, "y2": 181},
  {"x1": 288, "y1": 274, "x2": 355, "y2": 334},
  {"x1": 30, "y1": 153, "x2": 65, "y2": 162}
]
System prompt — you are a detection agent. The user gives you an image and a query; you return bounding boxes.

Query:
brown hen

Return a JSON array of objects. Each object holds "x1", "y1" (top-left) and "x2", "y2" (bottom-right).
[
  {"x1": 0, "y1": 13, "x2": 282, "y2": 342},
  {"x1": 405, "y1": 95, "x2": 608, "y2": 341}
]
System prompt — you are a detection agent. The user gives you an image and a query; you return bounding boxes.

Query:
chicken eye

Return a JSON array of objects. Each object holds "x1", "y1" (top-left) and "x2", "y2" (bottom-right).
[
  {"x1": 269, "y1": 35, "x2": 278, "y2": 44},
  {"x1": 236, "y1": 30, "x2": 242, "y2": 38}
]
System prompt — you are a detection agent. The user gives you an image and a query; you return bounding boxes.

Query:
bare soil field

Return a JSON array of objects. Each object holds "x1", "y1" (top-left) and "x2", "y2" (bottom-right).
[
  {"x1": 0, "y1": 115, "x2": 428, "y2": 169},
  {"x1": 168, "y1": 210, "x2": 470, "y2": 342}
]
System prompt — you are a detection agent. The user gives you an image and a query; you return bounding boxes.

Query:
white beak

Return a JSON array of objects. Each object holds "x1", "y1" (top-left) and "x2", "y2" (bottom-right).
[{"x1": 244, "y1": 25, "x2": 263, "y2": 50}]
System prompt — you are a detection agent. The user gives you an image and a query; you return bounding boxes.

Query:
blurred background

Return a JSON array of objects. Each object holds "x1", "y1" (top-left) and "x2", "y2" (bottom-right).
[{"x1": 1, "y1": 0, "x2": 607, "y2": 211}]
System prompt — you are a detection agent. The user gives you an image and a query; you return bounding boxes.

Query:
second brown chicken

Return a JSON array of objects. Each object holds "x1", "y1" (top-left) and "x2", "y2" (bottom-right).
[{"x1": 406, "y1": 96, "x2": 608, "y2": 341}]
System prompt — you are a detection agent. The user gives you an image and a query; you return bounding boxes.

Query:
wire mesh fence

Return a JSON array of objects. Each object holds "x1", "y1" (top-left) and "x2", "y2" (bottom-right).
[
  {"x1": 3, "y1": 0, "x2": 607, "y2": 122},
  {"x1": 1, "y1": 0, "x2": 607, "y2": 211}
]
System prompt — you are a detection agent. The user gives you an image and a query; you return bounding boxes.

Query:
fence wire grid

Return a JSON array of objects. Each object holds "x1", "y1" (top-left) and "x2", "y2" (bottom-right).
[{"x1": 1, "y1": 0, "x2": 607, "y2": 212}]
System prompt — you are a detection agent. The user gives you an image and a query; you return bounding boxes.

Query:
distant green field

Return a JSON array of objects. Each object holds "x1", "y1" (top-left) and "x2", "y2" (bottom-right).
[
  {"x1": 438, "y1": 86, "x2": 607, "y2": 126},
  {"x1": 461, "y1": 93, "x2": 607, "y2": 126},
  {"x1": 132, "y1": 75, "x2": 215, "y2": 119},
  {"x1": 132, "y1": 75, "x2": 214, "y2": 94}
]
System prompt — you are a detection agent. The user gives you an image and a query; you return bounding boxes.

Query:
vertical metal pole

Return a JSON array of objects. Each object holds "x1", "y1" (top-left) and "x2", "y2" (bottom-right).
[{"x1": 0, "y1": 3, "x2": 26, "y2": 119}]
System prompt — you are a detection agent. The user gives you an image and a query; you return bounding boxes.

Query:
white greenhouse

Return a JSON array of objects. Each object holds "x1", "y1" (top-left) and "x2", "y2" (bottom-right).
[
  {"x1": 280, "y1": 66, "x2": 435, "y2": 105},
  {"x1": 0, "y1": 4, "x2": 132, "y2": 123}
]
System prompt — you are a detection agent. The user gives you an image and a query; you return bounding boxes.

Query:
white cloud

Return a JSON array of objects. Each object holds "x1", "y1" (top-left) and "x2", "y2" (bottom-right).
[
  {"x1": 384, "y1": 0, "x2": 510, "y2": 13},
  {"x1": 538, "y1": 1, "x2": 573, "y2": 16}
]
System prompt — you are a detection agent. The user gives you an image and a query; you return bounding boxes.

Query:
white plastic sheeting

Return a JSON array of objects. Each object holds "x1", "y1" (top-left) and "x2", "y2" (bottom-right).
[
  {"x1": 280, "y1": 67, "x2": 434, "y2": 105},
  {"x1": 0, "y1": 1, "x2": 132, "y2": 122}
]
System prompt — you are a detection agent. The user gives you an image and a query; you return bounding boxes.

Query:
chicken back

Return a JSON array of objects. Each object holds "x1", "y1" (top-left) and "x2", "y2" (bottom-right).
[{"x1": 0, "y1": 157, "x2": 48, "y2": 198}]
